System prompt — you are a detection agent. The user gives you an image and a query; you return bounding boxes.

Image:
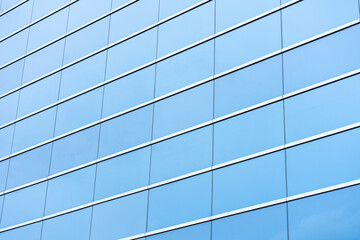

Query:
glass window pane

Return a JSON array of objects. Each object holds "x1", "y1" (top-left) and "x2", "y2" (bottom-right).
[
  {"x1": 31, "y1": 0, "x2": 70, "y2": 20},
  {"x1": 155, "y1": 40, "x2": 214, "y2": 97},
  {"x1": 159, "y1": 0, "x2": 203, "y2": 20},
  {"x1": 50, "y1": 126, "x2": 100, "y2": 175},
  {"x1": 0, "y1": 91, "x2": 18, "y2": 126},
  {"x1": 0, "y1": 60, "x2": 24, "y2": 95},
  {"x1": 0, "y1": 125, "x2": 14, "y2": 158},
  {"x1": 0, "y1": 29, "x2": 28, "y2": 66},
  {"x1": 41, "y1": 208, "x2": 92, "y2": 240},
  {"x1": 0, "y1": 222, "x2": 42, "y2": 240},
  {"x1": 44, "y1": 166, "x2": 96, "y2": 215},
  {"x1": 147, "y1": 173, "x2": 212, "y2": 231},
  {"x1": 153, "y1": 83, "x2": 213, "y2": 139},
  {"x1": 90, "y1": 191, "x2": 148, "y2": 240},
  {"x1": 150, "y1": 126, "x2": 212, "y2": 184},
  {"x1": 157, "y1": 2, "x2": 214, "y2": 57},
  {"x1": 94, "y1": 147, "x2": 151, "y2": 200},
  {"x1": 214, "y1": 102, "x2": 285, "y2": 165},
  {"x1": 213, "y1": 151, "x2": 286, "y2": 215},
  {"x1": 147, "y1": 222, "x2": 211, "y2": 240},
  {"x1": 0, "y1": 160, "x2": 9, "y2": 192},
  {"x1": 212, "y1": 204, "x2": 288, "y2": 240},
  {"x1": 98, "y1": 106, "x2": 153, "y2": 158},
  {"x1": 0, "y1": 182, "x2": 47, "y2": 228},
  {"x1": 214, "y1": 55, "x2": 283, "y2": 118},
  {"x1": 6, "y1": 144, "x2": 51, "y2": 190},
  {"x1": 288, "y1": 185, "x2": 360, "y2": 239}
]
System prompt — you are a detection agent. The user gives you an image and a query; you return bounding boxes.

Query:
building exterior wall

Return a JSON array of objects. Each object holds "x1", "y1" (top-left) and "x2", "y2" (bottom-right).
[{"x1": 0, "y1": 0, "x2": 360, "y2": 239}]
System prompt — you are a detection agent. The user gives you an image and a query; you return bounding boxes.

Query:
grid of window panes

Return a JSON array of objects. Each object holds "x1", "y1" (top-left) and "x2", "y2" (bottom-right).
[{"x1": 0, "y1": 0, "x2": 360, "y2": 239}]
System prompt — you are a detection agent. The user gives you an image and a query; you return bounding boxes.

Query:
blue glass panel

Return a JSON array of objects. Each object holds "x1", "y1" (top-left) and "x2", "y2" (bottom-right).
[
  {"x1": 153, "y1": 82, "x2": 213, "y2": 139},
  {"x1": 59, "y1": 52, "x2": 107, "y2": 99},
  {"x1": 214, "y1": 102, "x2": 285, "y2": 165},
  {"x1": 213, "y1": 151, "x2": 286, "y2": 215},
  {"x1": 22, "y1": 40, "x2": 65, "y2": 85},
  {"x1": 0, "y1": 182, "x2": 47, "y2": 228},
  {"x1": 282, "y1": 0, "x2": 359, "y2": 47},
  {"x1": 12, "y1": 107, "x2": 56, "y2": 153},
  {"x1": 212, "y1": 204, "x2": 288, "y2": 240},
  {"x1": 287, "y1": 128, "x2": 360, "y2": 196},
  {"x1": 0, "y1": 222, "x2": 42, "y2": 240},
  {"x1": 41, "y1": 208, "x2": 92, "y2": 240},
  {"x1": 6, "y1": 144, "x2": 51, "y2": 190},
  {"x1": 54, "y1": 88, "x2": 103, "y2": 136},
  {"x1": 155, "y1": 40, "x2": 214, "y2": 97},
  {"x1": 147, "y1": 173, "x2": 212, "y2": 231},
  {"x1": 159, "y1": 0, "x2": 203, "y2": 20},
  {"x1": 94, "y1": 147, "x2": 150, "y2": 200},
  {"x1": 106, "y1": 28, "x2": 157, "y2": 80},
  {"x1": 50, "y1": 126, "x2": 99, "y2": 175},
  {"x1": 215, "y1": 12, "x2": 281, "y2": 74},
  {"x1": 0, "y1": 60, "x2": 24, "y2": 95},
  {"x1": 288, "y1": 185, "x2": 360, "y2": 239},
  {"x1": 0, "y1": 160, "x2": 9, "y2": 192},
  {"x1": 98, "y1": 106, "x2": 153, "y2": 158},
  {"x1": 147, "y1": 222, "x2": 211, "y2": 240},
  {"x1": 109, "y1": 0, "x2": 159, "y2": 44},
  {"x1": 150, "y1": 126, "x2": 212, "y2": 184},
  {"x1": 214, "y1": 55, "x2": 283, "y2": 118},
  {"x1": 0, "y1": 125, "x2": 14, "y2": 158},
  {"x1": 0, "y1": 0, "x2": 25, "y2": 11},
  {"x1": 63, "y1": 17, "x2": 110, "y2": 65},
  {"x1": 157, "y1": 2, "x2": 214, "y2": 57},
  {"x1": 216, "y1": 0, "x2": 280, "y2": 32},
  {"x1": 102, "y1": 66, "x2": 155, "y2": 118},
  {"x1": 283, "y1": 24, "x2": 360, "y2": 93},
  {"x1": 90, "y1": 191, "x2": 148, "y2": 240},
  {"x1": 0, "y1": 29, "x2": 28, "y2": 66},
  {"x1": 17, "y1": 73, "x2": 61, "y2": 118},
  {"x1": 45, "y1": 166, "x2": 95, "y2": 215},
  {"x1": 285, "y1": 74, "x2": 360, "y2": 143},
  {"x1": 31, "y1": 0, "x2": 69, "y2": 20},
  {"x1": 0, "y1": 91, "x2": 18, "y2": 125}
]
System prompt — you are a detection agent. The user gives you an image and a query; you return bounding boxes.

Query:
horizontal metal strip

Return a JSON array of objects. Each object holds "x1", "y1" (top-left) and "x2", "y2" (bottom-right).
[
  {"x1": 0, "y1": 0, "x2": 300, "y2": 100},
  {"x1": 0, "y1": 0, "x2": 28, "y2": 17}
]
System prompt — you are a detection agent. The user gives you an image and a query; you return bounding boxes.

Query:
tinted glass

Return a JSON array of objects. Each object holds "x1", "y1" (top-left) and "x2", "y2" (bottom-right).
[
  {"x1": 147, "y1": 222, "x2": 211, "y2": 240},
  {"x1": 0, "y1": 160, "x2": 9, "y2": 192},
  {"x1": 0, "y1": 91, "x2": 18, "y2": 125},
  {"x1": 0, "y1": 60, "x2": 24, "y2": 95},
  {"x1": 31, "y1": 0, "x2": 70, "y2": 20},
  {"x1": 0, "y1": 29, "x2": 28, "y2": 66},
  {"x1": 0, "y1": 125, "x2": 14, "y2": 158},
  {"x1": 0, "y1": 222, "x2": 42, "y2": 240}
]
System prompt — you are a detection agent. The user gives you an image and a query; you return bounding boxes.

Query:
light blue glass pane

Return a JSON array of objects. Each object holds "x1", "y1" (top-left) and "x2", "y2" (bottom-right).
[
  {"x1": 22, "y1": 40, "x2": 65, "y2": 85},
  {"x1": 27, "y1": 9, "x2": 68, "y2": 52},
  {"x1": 98, "y1": 106, "x2": 153, "y2": 158},
  {"x1": 0, "y1": 60, "x2": 24, "y2": 95},
  {"x1": 288, "y1": 185, "x2": 360, "y2": 239},
  {"x1": 59, "y1": 52, "x2": 107, "y2": 99},
  {"x1": 147, "y1": 222, "x2": 211, "y2": 240},
  {"x1": 90, "y1": 191, "x2": 148, "y2": 240},
  {"x1": 102, "y1": 66, "x2": 155, "y2": 118},
  {"x1": 153, "y1": 83, "x2": 213, "y2": 139},
  {"x1": 12, "y1": 107, "x2": 56, "y2": 153},
  {"x1": 150, "y1": 126, "x2": 212, "y2": 184},
  {"x1": 106, "y1": 28, "x2": 157, "y2": 80},
  {"x1": 287, "y1": 128, "x2": 360, "y2": 196},
  {"x1": 282, "y1": 0, "x2": 359, "y2": 47},
  {"x1": 55, "y1": 88, "x2": 103, "y2": 136},
  {"x1": 45, "y1": 166, "x2": 95, "y2": 215},
  {"x1": 214, "y1": 102, "x2": 285, "y2": 165},
  {"x1": 31, "y1": 0, "x2": 69, "y2": 20},
  {"x1": 6, "y1": 144, "x2": 51, "y2": 190},
  {"x1": 147, "y1": 173, "x2": 212, "y2": 231},
  {"x1": 17, "y1": 73, "x2": 61, "y2": 118},
  {"x1": 283, "y1": 24, "x2": 360, "y2": 93},
  {"x1": 0, "y1": 29, "x2": 28, "y2": 66},
  {"x1": 0, "y1": 125, "x2": 14, "y2": 158},
  {"x1": 157, "y1": 2, "x2": 214, "y2": 57},
  {"x1": 0, "y1": 182, "x2": 47, "y2": 228},
  {"x1": 41, "y1": 208, "x2": 92, "y2": 240},
  {"x1": 0, "y1": 160, "x2": 9, "y2": 192},
  {"x1": 67, "y1": 0, "x2": 112, "y2": 31},
  {"x1": 213, "y1": 151, "x2": 286, "y2": 215},
  {"x1": 94, "y1": 147, "x2": 150, "y2": 200},
  {"x1": 159, "y1": 0, "x2": 203, "y2": 20},
  {"x1": 285, "y1": 74, "x2": 360, "y2": 143},
  {"x1": 0, "y1": 222, "x2": 42, "y2": 240},
  {"x1": 50, "y1": 126, "x2": 99, "y2": 175},
  {"x1": 214, "y1": 55, "x2": 283, "y2": 118},
  {"x1": 0, "y1": 91, "x2": 18, "y2": 125},
  {"x1": 212, "y1": 204, "x2": 288, "y2": 240},
  {"x1": 216, "y1": 0, "x2": 280, "y2": 32},
  {"x1": 155, "y1": 41, "x2": 214, "y2": 97},
  {"x1": 215, "y1": 12, "x2": 281, "y2": 74},
  {"x1": 63, "y1": 17, "x2": 110, "y2": 65},
  {"x1": 109, "y1": 0, "x2": 159, "y2": 43},
  {"x1": 0, "y1": 0, "x2": 24, "y2": 11}
]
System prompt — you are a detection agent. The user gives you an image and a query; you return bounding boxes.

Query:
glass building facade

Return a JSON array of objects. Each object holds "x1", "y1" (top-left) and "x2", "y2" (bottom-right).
[{"x1": 0, "y1": 0, "x2": 360, "y2": 239}]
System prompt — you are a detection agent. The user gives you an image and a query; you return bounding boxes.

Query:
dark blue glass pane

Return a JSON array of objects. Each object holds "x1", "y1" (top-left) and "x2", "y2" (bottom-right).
[{"x1": 147, "y1": 222, "x2": 211, "y2": 240}]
